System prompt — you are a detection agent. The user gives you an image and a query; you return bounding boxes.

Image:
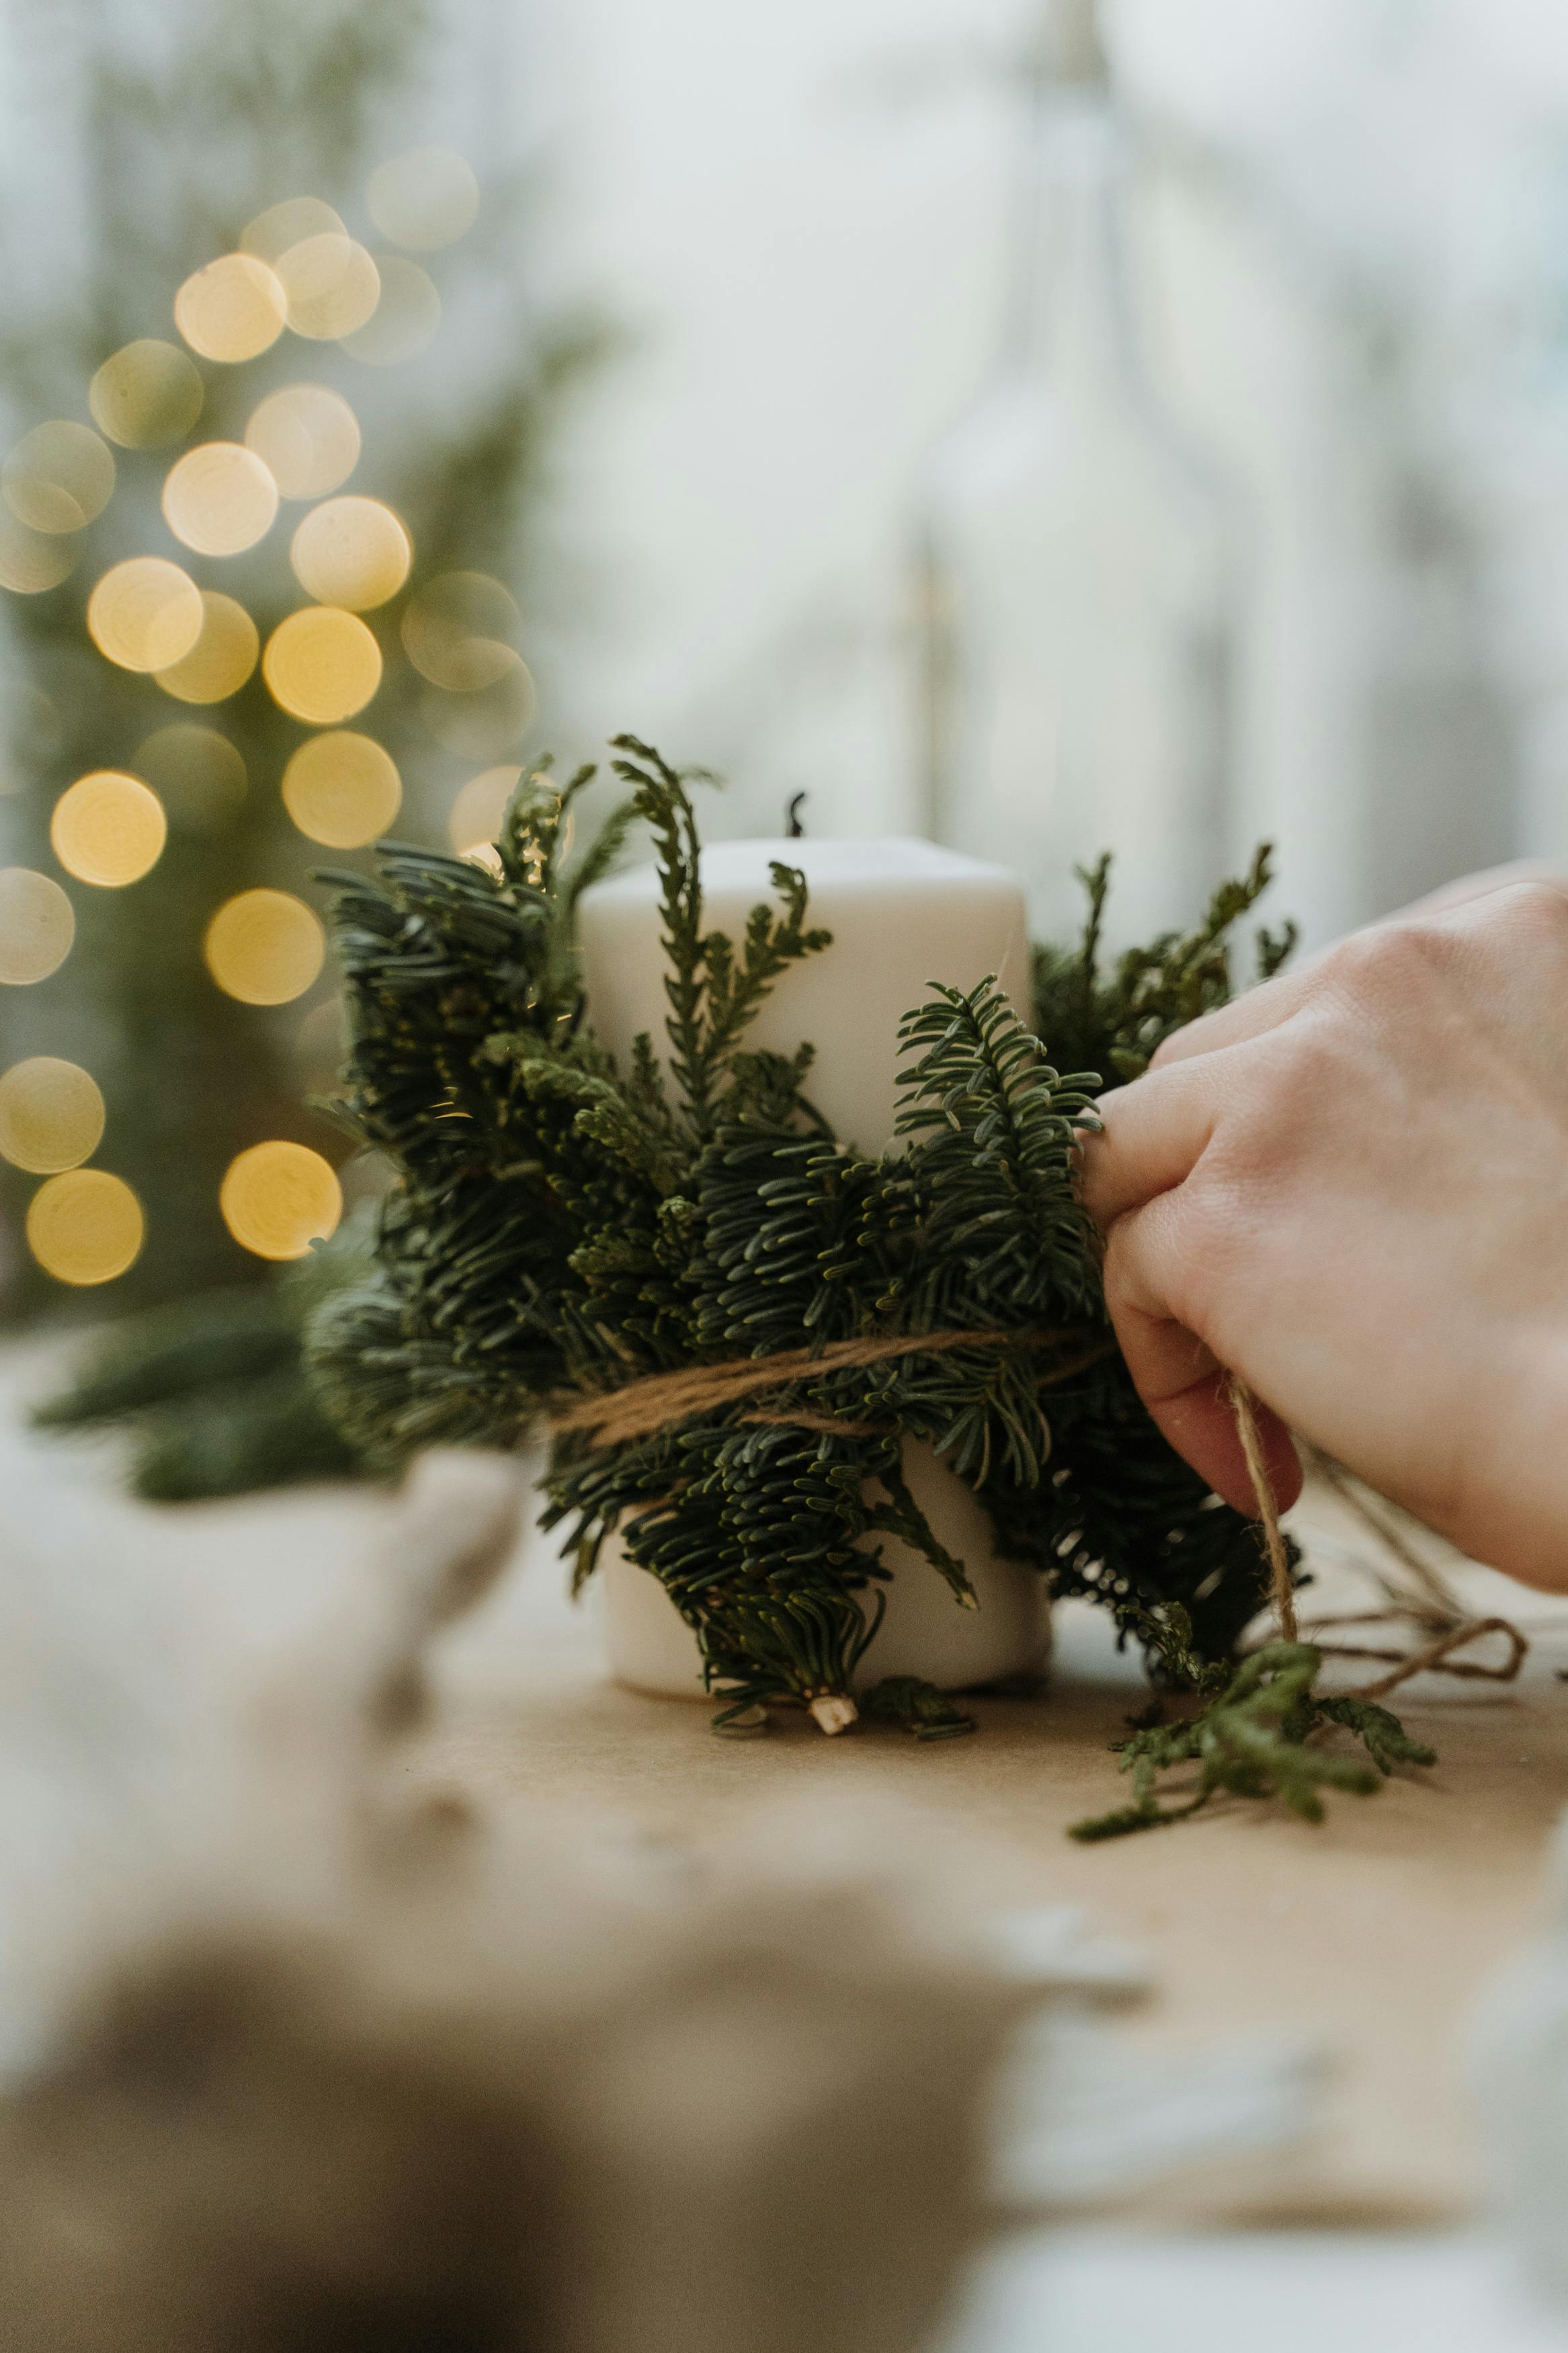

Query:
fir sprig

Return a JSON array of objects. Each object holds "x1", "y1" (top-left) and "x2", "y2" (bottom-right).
[
  {"x1": 608, "y1": 735, "x2": 831, "y2": 1134},
  {"x1": 1034, "y1": 845, "x2": 1297, "y2": 1084}
]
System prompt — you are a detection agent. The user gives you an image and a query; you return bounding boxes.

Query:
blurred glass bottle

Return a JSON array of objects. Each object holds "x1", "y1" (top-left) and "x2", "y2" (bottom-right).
[{"x1": 915, "y1": 0, "x2": 1241, "y2": 945}]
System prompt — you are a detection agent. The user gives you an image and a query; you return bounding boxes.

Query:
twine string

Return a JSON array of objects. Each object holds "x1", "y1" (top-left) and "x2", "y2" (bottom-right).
[
  {"x1": 1224, "y1": 1373, "x2": 1526, "y2": 1696},
  {"x1": 1225, "y1": 1373, "x2": 1298, "y2": 1643},
  {"x1": 550, "y1": 1327, "x2": 1114, "y2": 1450}
]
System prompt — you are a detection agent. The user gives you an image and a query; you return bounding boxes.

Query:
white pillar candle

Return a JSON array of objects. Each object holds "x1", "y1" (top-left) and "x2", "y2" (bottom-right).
[
  {"x1": 579, "y1": 836, "x2": 1032, "y2": 1154},
  {"x1": 575, "y1": 835, "x2": 1052, "y2": 1712}
]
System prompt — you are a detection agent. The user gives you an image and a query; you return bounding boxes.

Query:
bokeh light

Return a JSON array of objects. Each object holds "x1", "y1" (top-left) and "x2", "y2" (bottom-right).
[
  {"x1": 0, "y1": 867, "x2": 75, "y2": 984},
  {"x1": 289, "y1": 496, "x2": 410, "y2": 610},
  {"x1": 0, "y1": 1057, "x2": 105, "y2": 1173},
  {"x1": 341, "y1": 258, "x2": 441, "y2": 366},
  {"x1": 132, "y1": 724, "x2": 247, "y2": 834},
  {"x1": 282, "y1": 731, "x2": 401, "y2": 846},
  {"x1": 449, "y1": 763, "x2": 524, "y2": 855},
  {"x1": 174, "y1": 253, "x2": 288, "y2": 363},
  {"x1": 50, "y1": 772, "x2": 167, "y2": 888},
  {"x1": 153, "y1": 592, "x2": 259, "y2": 704},
  {"x1": 276, "y1": 234, "x2": 380, "y2": 340},
  {"x1": 220, "y1": 1139, "x2": 341, "y2": 1261},
  {"x1": 204, "y1": 887, "x2": 324, "y2": 1004},
  {"x1": 241, "y1": 196, "x2": 346, "y2": 264},
  {"x1": 401, "y1": 570, "x2": 522, "y2": 689},
  {"x1": 365, "y1": 146, "x2": 480, "y2": 250},
  {"x1": 162, "y1": 441, "x2": 279, "y2": 557},
  {"x1": 261, "y1": 606, "x2": 382, "y2": 723},
  {"x1": 421, "y1": 651, "x2": 536, "y2": 758},
  {"x1": 87, "y1": 557, "x2": 204, "y2": 672},
  {"x1": 245, "y1": 384, "x2": 360, "y2": 500},
  {"x1": 0, "y1": 512, "x2": 77, "y2": 595},
  {"x1": 3, "y1": 423, "x2": 116, "y2": 534},
  {"x1": 27, "y1": 1168, "x2": 144, "y2": 1286},
  {"x1": 89, "y1": 340, "x2": 204, "y2": 449}
]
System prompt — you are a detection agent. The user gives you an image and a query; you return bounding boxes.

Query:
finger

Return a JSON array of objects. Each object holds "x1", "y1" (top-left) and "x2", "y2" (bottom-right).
[
  {"x1": 1102, "y1": 1201, "x2": 1303, "y2": 1517},
  {"x1": 1080, "y1": 1056, "x2": 1221, "y2": 1231},
  {"x1": 1154, "y1": 865, "x2": 1568, "y2": 1075},
  {"x1": 1395, "y1": 859, "x2": 1568, "y2": 922},
  {"x1": 1149, "y1": 961, "x2": 1312, "y2": 1070}
]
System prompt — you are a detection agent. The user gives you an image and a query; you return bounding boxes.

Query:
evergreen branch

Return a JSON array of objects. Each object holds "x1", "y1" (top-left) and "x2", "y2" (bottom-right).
[
  {"x1": 895, "y1": 976, "x2": 1102, "y2": 1337},
  {"x1": 606, "y1": 735, "x2": 831, "y2": 1133},
  {"x1": 863, "y1": 1456, "x2": 978, "y2": 1608},
  {"x1": 1069, "y1": 1642, "x2": 1436, "y2": 1841},
  {"x1": 1033, "y1": 845, "x2": 1284, "y2": 1086}
]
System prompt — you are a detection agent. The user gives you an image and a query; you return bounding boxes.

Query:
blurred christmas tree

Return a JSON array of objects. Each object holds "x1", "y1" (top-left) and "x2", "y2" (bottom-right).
[{"x1": 0, "y1": 0, "x2": 599, "y2": 1325}]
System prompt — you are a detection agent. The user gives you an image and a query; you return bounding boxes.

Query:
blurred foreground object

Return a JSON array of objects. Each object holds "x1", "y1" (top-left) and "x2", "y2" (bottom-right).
[
  {"x1": 915, "y1": 0, "x2": 1241, "y2": 945},
  {"x1": 0, "y1": 1443, "x2": 1328, "y2": 2348},
  {"x1": 0, "y1": 1448, "x2": 1022, "y2": 2353}
]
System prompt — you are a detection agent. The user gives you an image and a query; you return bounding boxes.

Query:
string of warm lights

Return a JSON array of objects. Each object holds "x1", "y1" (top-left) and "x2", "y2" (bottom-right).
[{"x1": 0, "y1": 142, "x2": 536, "y2": 1293}]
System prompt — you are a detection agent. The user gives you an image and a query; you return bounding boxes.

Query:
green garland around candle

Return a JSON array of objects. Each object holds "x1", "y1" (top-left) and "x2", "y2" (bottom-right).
[{"x1": 306, "y1": 737, "x2": 1437, "y2": 1836}]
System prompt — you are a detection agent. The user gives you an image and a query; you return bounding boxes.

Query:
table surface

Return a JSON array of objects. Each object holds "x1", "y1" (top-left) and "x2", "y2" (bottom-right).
[
  {"x1": 423, "y1": 1486, "x2": 1568, "y2": 2231},
  {"x1": 6, "y1": 1338, "x2": 1568, "y2": 2236}
]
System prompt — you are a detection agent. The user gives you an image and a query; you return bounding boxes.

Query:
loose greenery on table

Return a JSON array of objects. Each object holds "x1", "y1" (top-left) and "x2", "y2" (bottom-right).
[{"x1": 1069, "y1": 1644, "x2": 1438, "y2": 1840}]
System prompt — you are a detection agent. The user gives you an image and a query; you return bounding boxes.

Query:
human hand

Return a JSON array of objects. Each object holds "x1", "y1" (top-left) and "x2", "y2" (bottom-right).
[{"x1": 1080, "y1": 869, "x2": 1568, "y2": 1589}]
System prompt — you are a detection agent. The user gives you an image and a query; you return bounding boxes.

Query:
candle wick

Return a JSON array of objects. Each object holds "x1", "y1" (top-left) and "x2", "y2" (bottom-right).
[{"x1": 786, "y1": 793, "x2": 807, "y2": 840}]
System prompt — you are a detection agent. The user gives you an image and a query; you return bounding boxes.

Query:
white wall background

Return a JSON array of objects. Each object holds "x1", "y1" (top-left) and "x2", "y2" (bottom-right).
[{"x1": 522, "y1": 0, "x2": 1568, "y2": 946}]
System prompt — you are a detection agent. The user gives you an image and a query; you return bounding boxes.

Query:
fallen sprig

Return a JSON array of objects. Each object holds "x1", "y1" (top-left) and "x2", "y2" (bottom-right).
[
  {"x1": 861, "y1": 1675, "x2": 978, "y2": 1743},
  {"x1": 1069, "y1": 1640, "x2": 1437, "y2": 1842}
]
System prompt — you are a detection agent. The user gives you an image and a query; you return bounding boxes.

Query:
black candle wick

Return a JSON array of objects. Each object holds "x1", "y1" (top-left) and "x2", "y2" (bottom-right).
[{"x1": 786, "y1": 792, "x2": 807, "y2": 839}]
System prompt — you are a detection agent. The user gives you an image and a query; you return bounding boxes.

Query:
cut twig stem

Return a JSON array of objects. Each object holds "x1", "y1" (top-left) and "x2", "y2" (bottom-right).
[{"x1": 809, "y1": 1694, "x2": 858, "y2": 1735}]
